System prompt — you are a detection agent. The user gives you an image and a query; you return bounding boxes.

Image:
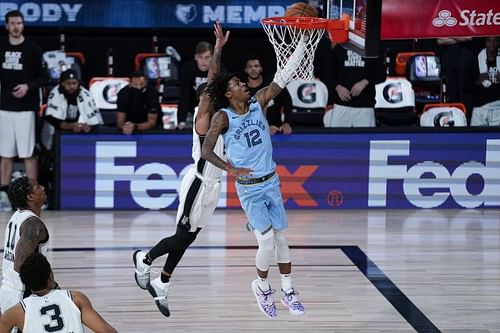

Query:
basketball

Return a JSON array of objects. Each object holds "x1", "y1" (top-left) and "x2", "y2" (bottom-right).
[{"x1": 285, "y1": 2, "x2": 317, "y2": 17}]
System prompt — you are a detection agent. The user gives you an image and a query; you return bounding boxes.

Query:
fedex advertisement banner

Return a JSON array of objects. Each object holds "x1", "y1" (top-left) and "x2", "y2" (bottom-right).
[
  {"x1": 58, "y1": 132, "x2": 500, "y2": 210},
  {"x1": 0, "y1": 0, "x2": 290, "y2": 28},
  {"x1": 381, "y1": 0, "x2": 500, "y2": 39}
]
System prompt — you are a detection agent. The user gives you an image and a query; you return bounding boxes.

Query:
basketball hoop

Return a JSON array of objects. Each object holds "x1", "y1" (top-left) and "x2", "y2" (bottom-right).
[{"x1": 262, "y1": 17, "x2": 348, "y2": 81}]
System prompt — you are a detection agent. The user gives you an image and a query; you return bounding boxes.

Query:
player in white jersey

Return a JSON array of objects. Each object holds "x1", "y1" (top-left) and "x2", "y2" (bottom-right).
[
  {"x1": 0, "y1": 176, "x2": 49, "y2": 329},
  {"x1": 133, "y1": 21, "x2": 229, "y2": 317},
  {"x1": 201, "y1": 38, "x2": 307, "y2": 317},
  {"x1": 0, "y1": 253, "x2": 117, "y2": 333}
]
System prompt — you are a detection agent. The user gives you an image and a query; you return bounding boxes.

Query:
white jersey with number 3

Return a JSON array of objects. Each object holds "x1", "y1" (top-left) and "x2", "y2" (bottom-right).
[{"x1": 21, "y1": 289, "x2": 84, "y2": 333}]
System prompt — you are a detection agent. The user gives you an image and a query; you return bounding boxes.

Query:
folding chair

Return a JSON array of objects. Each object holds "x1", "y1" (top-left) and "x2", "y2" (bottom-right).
[
  {"x1": 395, "y1": 51, "x2": 442, "y2": 112},
  {"x1": 88, "y1": 77, "x2": 129, "y2": 126},
  {"x1": 134, "y1": 53, "x2": 181, "y2": 103},
  {"x1": 286, "y1": 78, "x2": 328, "y2": 127},
  {"x1": 420, "y1": 103, "x2": 467, "y2": 127},
  {"x1": 375, "y1": 77, "x2": 418, "y2": 126}
]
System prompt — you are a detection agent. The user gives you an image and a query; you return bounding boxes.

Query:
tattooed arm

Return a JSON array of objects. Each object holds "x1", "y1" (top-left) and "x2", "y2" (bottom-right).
[
  {"x1": 201, "y1": 111, "x2": 230, "y2": 171},
  {"x1": 201, "y1": 111, "x2": 252, "y2": 177},
  {"x1": 14, "y1": 217, "x2": 48, "y2": 272},
  {"x1": 254, "y1": 82, "x2": 283, "y2": 113}
]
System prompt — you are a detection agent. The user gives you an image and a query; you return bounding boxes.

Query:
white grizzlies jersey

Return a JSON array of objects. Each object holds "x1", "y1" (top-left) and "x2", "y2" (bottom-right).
[
  {"x1": 21, "y1": 289, "x2": 84, "y2": 333},
  {"x1": 192, "y1": 106, "x2": 225, "y2": 179},
  {"x1": 2, "y1": 210, "x2": 49, "y2": 291}
]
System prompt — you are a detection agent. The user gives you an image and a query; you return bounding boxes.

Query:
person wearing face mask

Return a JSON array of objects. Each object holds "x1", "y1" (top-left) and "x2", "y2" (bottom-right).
[
  {"x1": 116, "y1": 71, "x2": 161, "y2": 135},
  {"x1": 44, "y1": 69, "x2": 103, "y2": 140},
  {"x1": 176, "y1": 41, "x2": 214, "y2": 130}
]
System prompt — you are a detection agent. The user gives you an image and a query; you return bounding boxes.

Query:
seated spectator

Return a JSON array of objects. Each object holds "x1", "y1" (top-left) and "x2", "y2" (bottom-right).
[
  {"x1": 325, "y1": 44, "x2": 386, "y2": 127},
  {"x1": 437, "y1": 37, "x2": 475, "y2": 116},
  {"x1": 43, "y1": 69, "x2": 103, "y2": 146},
  {"x1": 116, "y1": 71, "x2": 161, "y2": 135},
  {"x1": 243, "y1": 55, "x2": 293, "y2": 135},
  {"x1": 470, "y1": 36, "x2": 500, "y2": 127}
]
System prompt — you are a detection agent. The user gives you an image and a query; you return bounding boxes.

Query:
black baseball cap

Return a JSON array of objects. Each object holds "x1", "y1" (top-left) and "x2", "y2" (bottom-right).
[{"x1": 59, "y1": 69, "x2": 78, "y2": 83}]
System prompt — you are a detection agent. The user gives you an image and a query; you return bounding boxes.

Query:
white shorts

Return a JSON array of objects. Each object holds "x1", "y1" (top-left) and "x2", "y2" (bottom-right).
[
  {"x1": 0, "y1": 285, "x2": 23, "y2": 313},
  {"x1": 325, "y1": 104, "x2": 376, "y2": 127},
  {"x1": 471, "y1": 100, "x2": 500, "y2": 127},
  {"x1": 176, "y1": 167, "x2": 221, "y2": 232},
  {"x1": 0, "y1": 110, "x2": 36, "y2": 158}
]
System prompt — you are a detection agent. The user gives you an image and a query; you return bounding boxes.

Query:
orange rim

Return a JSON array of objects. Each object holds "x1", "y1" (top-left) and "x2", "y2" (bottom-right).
[
  {"x1": 262, "y1": 16, "x2": 329, "y2": 29},
  {"x1": 262, "y1": 16, "x2": 349, "y2": 43},
  {"x1": 262, "y1": 16, "x2": 348, "y2": 29}
]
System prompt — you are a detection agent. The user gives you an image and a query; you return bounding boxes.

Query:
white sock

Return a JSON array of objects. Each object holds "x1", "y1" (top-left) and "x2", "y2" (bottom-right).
[
  {"x1": 281, "y1": 273, "x2": 292, "y2": 292},
  {"x1": 257, "y1": 277, "x2": 270, "y2": 291}
]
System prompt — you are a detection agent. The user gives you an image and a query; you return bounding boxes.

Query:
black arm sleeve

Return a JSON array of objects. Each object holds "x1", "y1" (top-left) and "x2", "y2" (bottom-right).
[
  {"x1": 27, "y1": 42, "x2": 48, "y2": 91},
  {"x1": 146, "y1": 88, "x2": 161, "y2": 114},
  {"x1": 44, "y1": 115, "x2": 63, "y2": 128}
]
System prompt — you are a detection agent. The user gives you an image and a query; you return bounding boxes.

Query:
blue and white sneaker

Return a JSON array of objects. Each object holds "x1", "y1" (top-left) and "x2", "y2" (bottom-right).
[
  {"x1": 251, "y1": 279, "x2": 278, "y2": 318},
  {"x1": 281, "y1": 288, "x2": 305, "y2": 315}
]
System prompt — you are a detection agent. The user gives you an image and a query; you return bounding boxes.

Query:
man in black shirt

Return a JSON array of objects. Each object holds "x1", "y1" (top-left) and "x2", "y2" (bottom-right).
[
  {"x1": 116, "y1": 71, "x2": 161, "y2": 135},
  {"x1": 470, "y1": 36, "x2": 500, "y2": 126},
  {"x1": 0, "y1": 10, "x2": 46, "y2": 212},
  {"x1": 176, "y1": 41, "x2": 213, "y2": 129},
  {"x1": 326, "y1": 45, "x2": 386, "y2": 127}
]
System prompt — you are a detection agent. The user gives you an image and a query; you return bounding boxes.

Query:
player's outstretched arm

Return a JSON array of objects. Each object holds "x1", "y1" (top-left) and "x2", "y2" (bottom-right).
[
  {"x1": 196, "y1": 21, "x2": 229, "y2": 135},
  {"x1": 0, "y1": 305, "x2": 24, "y2": 333},
  {"x1": 254, "y1": 37, "x2": 307, "y2": 109},
  {"x1": 73, "y1": 290, "x2": 118, "y2": 333},
  {"x1": 254, "y1": 82, "x2": 283, "y2": 113},
  {"x1": 207, "y1": 20, "x2": 229, "y2": 83},
  {"x1": 14, "y1": 217, "x2": 48, "y2": 272}
]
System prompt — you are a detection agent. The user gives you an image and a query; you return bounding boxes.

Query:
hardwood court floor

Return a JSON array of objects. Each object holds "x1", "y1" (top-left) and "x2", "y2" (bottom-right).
[{"x1": 1, "y1": 209, "x2": 499, "y2": 333}]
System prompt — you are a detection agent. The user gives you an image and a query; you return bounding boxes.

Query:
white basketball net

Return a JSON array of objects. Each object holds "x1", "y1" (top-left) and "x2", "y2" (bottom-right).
[{"x1": 262, "y1": 18, "x2": 325, "y2": 81}]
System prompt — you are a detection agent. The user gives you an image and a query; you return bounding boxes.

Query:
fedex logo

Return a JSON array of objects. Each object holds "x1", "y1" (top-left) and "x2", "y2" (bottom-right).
[
  {"x1": 368, "y1": 140, "x2": 500, "y2": 208},
  {"x1": 95, "y1": 141, "x2": 194, "y2": 210},
  {"x1": 95, "y1": 141, "x2": 319, "y2": 210}
]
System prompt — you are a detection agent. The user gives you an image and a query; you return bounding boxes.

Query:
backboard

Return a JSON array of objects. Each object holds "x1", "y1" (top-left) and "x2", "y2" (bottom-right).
[{"x1": 323, "y1": 0, "x2": 381, "y2": 57}]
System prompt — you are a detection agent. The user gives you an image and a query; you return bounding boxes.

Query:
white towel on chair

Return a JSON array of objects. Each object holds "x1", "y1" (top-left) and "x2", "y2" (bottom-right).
[{"x1": 478, "y1": 48, "x2": 500, "y2": 73}]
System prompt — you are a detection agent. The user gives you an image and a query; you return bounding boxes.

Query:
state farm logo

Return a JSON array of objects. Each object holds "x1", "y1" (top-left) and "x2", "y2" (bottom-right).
[
  {"x1": 433, "y1": 8, "x2": 500, "y2": 27},
  {"x1": 433, "y1": 10, "x2": 457, "y2": 27}
]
